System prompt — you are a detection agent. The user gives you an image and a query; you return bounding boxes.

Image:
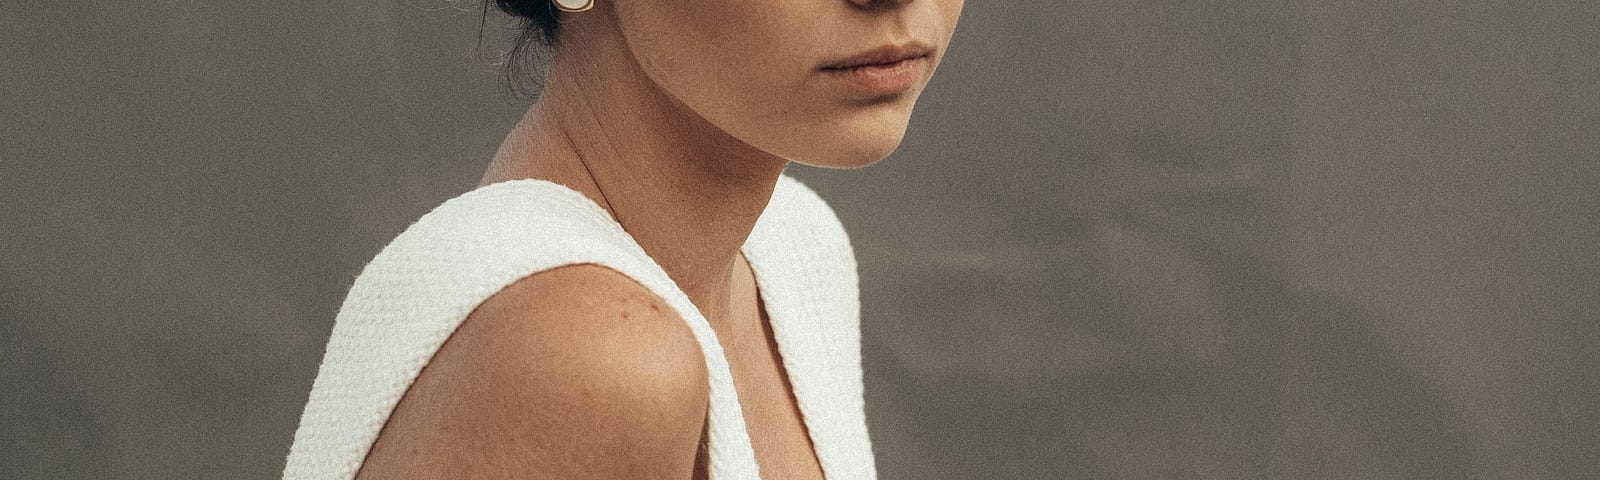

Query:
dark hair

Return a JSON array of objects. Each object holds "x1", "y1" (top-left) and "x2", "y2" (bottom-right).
[
  {"x1": 484, "y1": 0, "x2": 564, "y2": 94},
  {"x1": 491, "y1": 0, "x2": 564, "y2": 47}
]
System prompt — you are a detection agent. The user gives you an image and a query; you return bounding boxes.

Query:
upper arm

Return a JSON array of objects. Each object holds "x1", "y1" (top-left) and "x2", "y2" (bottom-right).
[{"x1": 355, "y1": 263, "x2": 710, "y2": 480}]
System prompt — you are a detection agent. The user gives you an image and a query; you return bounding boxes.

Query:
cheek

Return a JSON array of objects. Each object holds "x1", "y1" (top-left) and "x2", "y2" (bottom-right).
[
  {"x1": 617, "y1": 2, "x2": 827, "y2": 136},
  {"x1": 624, "y1": 6, "x2": 796, "y2": 79}
]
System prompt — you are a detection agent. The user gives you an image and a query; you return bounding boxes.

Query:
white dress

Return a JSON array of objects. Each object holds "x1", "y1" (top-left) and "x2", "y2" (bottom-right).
[{"x1": 282, "y1": 174, "x2": 877, "y2": 480}]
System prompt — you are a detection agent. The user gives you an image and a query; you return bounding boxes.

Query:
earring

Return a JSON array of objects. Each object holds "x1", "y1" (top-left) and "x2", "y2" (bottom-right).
[{"x1": 552, "y1": 0, "x2": 593, "y2": 12}]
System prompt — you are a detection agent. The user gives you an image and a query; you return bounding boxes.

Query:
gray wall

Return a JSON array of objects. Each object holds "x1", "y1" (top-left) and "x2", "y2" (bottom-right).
[{"x1": 3, "y1": 2, "x2": 1594, "y2": 479}]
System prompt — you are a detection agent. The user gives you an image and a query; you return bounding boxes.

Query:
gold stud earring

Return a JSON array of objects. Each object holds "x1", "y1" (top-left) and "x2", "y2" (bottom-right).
[{"x1": 553, "y1": 0, "x2": 593, "y2": 13}]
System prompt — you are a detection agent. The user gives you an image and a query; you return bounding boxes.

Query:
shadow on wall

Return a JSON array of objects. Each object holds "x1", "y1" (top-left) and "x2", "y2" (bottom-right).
[
  {"x1": 858, "y1": 1, "x2": 1475, "y2": 478},
  {"x1": 864, "y1": 201, "x2": 1475, "y2": 479},
  {"x1": 0, "y1": 279, "x2": 115, "y2": 479}
]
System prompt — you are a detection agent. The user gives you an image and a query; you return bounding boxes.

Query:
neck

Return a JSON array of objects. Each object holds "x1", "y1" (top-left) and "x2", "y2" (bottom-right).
[{"x1": 479, "y1": 19, "x2": 790, "y2": 327}]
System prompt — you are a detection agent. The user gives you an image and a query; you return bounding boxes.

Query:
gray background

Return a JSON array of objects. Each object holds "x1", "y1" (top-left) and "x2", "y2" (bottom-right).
[{"x1": 3, "y1": 1, "x2": 1595, "y2": 479}]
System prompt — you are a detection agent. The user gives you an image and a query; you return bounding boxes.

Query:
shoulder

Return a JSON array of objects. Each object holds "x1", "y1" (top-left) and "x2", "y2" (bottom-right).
[
  {"x1": 355, "y1": 264, "x2": 708, "y2": 479},
  {"x1": 339, "y1": 179, "x2": 645, "y2": 322}
]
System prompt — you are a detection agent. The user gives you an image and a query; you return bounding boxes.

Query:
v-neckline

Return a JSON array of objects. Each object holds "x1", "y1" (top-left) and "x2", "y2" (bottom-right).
[{"x1": 489, "y1": 176, "x2": 831, "y2": 480}]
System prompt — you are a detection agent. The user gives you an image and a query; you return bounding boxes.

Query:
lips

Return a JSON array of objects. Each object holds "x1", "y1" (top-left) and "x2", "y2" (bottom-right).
[{"x1": 820, "y1": 42, "x2": 935, "y2": 71}]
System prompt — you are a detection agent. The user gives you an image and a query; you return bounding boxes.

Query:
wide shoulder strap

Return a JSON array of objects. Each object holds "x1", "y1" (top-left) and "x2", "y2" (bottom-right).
[
  {"x1": 745, "y1": 175, "x2": 877, "y2": 480},
  {"x1": 749, "y1": 175, "x2": 861, "y2": 331},
  {"x1": 283, "y1": 179, "x2": 761, "y2": 480}
]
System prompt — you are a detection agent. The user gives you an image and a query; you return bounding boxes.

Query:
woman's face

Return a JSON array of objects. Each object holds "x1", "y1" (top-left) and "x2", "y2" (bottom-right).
[{"x1": 611, "y1": 0, "x2": 965, "y2": 168}]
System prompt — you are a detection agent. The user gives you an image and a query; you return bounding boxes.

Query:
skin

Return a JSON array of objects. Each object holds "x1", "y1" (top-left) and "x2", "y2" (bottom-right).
[{"x1": 359, "y1": 0, "x2": 963, "y2": 478}]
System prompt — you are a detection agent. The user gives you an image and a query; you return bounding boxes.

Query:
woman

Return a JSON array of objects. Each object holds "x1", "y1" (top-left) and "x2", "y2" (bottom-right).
[{"x1": 283, "y1": 0, "x2": 963, "y2": 478}]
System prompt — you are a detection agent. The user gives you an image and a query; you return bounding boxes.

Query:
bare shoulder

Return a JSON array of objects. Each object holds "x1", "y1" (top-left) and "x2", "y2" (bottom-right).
[{"x1": 356, "y1": 263, "x2": 709, "y2": 479}]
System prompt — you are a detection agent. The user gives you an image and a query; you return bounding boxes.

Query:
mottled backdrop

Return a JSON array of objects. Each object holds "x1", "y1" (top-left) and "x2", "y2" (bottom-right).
[{"x1": 2, "y1": 2, "x2": 1595, "y2": 479}]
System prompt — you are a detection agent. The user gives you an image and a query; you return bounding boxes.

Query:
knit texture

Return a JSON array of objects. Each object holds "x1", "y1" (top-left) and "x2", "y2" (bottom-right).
[{"x1": 282, "y1": 174, "x2": 875, "y2": 480}]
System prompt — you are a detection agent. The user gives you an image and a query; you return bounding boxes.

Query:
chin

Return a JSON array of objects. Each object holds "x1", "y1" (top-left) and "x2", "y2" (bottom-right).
[
  {"x1": 794, "y1": 138, "x2": 903, "y2": 169},
  {"x1": 786, "y1": 111, "x2": 914, "y2": 170}
]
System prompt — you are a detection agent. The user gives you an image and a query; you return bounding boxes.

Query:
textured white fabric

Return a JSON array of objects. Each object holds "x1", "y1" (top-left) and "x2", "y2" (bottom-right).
[{"x1": 282, "y1": 173, "x2": 876, "y2": 480}]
